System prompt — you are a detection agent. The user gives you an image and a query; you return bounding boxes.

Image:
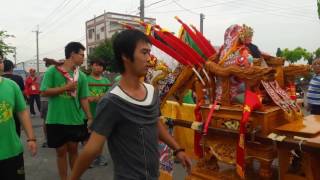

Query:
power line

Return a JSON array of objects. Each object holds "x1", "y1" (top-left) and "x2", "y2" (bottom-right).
[
  {"x1": 38, "y1": 0, "x2": 73, "y2": 28},
  {"x1": 228, "y1": 0, "x2": 316, "y2": 21},
  {"x1": 40, "y1": 0, "x2": 90, "y2": 38},
  {"x1": 173, "y1": 0, "x2": 199, "y2": 15},
  {"x1": 204, "y1": 5, "x2": 315, "y2": 23},
  {"x1": 150, "y1": 0, "x2": 314, "y2": 16},
  {"x1": 127, "y1": 0, "x2": 169, "y2": 16},
  {"x1": 40, "y1": 0, "x2": 86, "y2": 34},
  {"x1": 146, "y1": 0, "x2": 174, "y2": 11},
  {"x1": 146, "y1": 0, "x2": 168, "y2": 8},
  {"x1": 246, "y1": 0, "x2": 315, "y2": 18},
  {"x1": 16, "y1": 0, "x2": 74, "y2": 49},
  {"x1": 149, "y1": 0, "x2": 316, "y2": 22},
  {"x1": 149, "y1": 0, "x2": 239, "y2": 13}
]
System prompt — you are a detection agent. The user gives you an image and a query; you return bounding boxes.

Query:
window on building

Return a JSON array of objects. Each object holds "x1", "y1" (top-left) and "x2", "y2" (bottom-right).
[
  {"x1": 89, "y1": 47, "x2": 95, "y2": 54},
  {"x1": 101, "y1": 26, "x2": 105, "y2": 32},
  {"x1": 88, "y1": 28, "x2": 95, "y2": 39},
  {"x1": 96, "y1": 34, "x2": 100, "y2": 41}
]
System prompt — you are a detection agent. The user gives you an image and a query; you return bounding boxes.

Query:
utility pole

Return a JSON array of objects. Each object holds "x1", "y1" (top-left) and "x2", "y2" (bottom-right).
[
  {"x1": 32, "y1": 25, "x2": 40, "y2": 74},
  {"x1": 200, "y1": 13, "x2": 205, "y2": 34},
  {"x1": 140, "y1": 0, "x2": 145, "y2": 22},
  {"x1": 13, "y1": 47, "x2": 17, "y2": 65}
]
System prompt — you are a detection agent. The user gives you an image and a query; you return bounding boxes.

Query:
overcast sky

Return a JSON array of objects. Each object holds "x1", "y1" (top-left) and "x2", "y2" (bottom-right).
[{"x1": 0, "y1": 0, "x2": 319, "y2": 63}]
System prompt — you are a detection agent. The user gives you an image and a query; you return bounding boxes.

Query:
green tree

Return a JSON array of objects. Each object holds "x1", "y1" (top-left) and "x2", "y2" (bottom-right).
[
  {"x1": 318, "y1": 0, "x2": 320, "y2": 19},
  {"x1": 281, "y1": 47, "x2": 311, "y2": 64},
  {"x1": 305, "y1": 51, "x2": 314, "y2": 65},
  {"x1": 314, "y1": 48, "x2": 320, "y2": 58},
  {"x1": 307, "y1": 48, "x2": 320, "y2": 64},
  {"x1": 0, "y1": 31, "x2": 15, "y2": 57},
  {"x1": 276, "y1": 48, "x2": 282, "y2": 57},
  {"x1": 88, "y1": 33, "x2": 118, "y2": 72}
]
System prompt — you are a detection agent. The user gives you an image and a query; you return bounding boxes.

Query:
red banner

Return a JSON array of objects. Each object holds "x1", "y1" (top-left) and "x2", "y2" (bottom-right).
[{"x1": 236, "y1": 90, "x2": 261, "y2": 179}]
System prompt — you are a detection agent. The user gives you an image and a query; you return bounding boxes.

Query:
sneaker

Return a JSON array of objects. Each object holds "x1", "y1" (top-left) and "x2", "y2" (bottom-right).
[
  {"x1": 89, "y1": 159, "x2": 98, "y2": 168},
  {"x1": 97, "y1": 156, "x2": 108, "y2": 166},
  {"x1": 89, "y1": 156, "x2": 108, "y2": 168}
]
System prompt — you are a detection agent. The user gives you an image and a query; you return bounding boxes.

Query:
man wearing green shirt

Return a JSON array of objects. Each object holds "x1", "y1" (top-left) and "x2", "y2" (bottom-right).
[
  {"x1": 0, "y1": 58, "x2": 37, "y2": 180},
  {"x1": 40, "y1": 42, "x2": 93, "y2": 180},
  {"x1": 87, "y1": 59, "x2": 111, "y2": 167}
]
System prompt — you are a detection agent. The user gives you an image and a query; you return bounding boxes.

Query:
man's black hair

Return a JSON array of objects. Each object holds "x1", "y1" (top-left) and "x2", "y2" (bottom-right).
[
  {"x1": 3, "y1": 59, "x2": 14, "y2": 72},
  {"x1": 90, "y1": 58, "x2": 106, "y2": 70},
  {"x1": 112, "y1": 29, "x2": 150, "y2": 73},
  {"x1": 65, "y1": 42, "x2": 85, "y2": 59}
]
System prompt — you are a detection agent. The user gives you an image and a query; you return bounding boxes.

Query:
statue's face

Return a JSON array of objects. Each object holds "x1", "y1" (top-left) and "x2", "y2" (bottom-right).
[{"x1": 244, "y1": 36, "x2": 252, "y2": 45}]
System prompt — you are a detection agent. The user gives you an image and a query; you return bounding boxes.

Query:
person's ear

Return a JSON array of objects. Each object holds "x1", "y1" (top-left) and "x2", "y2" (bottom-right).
[
  {"x1": 122, "y1": 54, "x2": 130, "y2": 63},
  {"x1": 70, "y1": 52, "x2": 76, "y2": 59}
]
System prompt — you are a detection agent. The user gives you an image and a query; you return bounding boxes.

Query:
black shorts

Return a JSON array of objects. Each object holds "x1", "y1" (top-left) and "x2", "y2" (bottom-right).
[
  {"x1": 83, "y1": 119, "x2": 91, "y2": 141},
  {"x1": 0, "y1": 153, "x2": 25, "y2": 180},
  {"x1": 46, "y1": 124, "x2": 89, "y2": 148}
]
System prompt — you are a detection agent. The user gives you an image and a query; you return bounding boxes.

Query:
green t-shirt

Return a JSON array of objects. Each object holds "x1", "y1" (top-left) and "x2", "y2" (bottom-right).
[
  {"x1": 40, "y1": 66, "x2": 89, "y2": 125},
  {"x1": 0, "y1": 78, "x2": 26, "y2": 160},
  {"x1": 183, "y1": 90, "x2": 195, "y2": 104},
  {"x1": 87, "y1": 75, "x2": 111, "y2": 118}
]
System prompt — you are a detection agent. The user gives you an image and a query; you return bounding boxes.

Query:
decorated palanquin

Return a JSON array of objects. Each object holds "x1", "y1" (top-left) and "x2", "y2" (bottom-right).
[{"x1": 120, "y1": 18, "x2": 317, "y2": 180}]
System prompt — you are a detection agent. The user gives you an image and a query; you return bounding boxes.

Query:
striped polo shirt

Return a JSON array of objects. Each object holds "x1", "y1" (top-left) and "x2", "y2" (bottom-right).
[{"x1": 307, "y1": 75, "x2": 320, "y2": 105}]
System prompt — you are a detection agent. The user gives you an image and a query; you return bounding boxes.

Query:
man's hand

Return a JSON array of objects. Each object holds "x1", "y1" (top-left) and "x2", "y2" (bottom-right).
[
  {"x1": 95, "y1": 96, "x2": 101, "y2": 102},
  {"x1": 27, "y1": 141, "x2": 37, "y2": 156},
  {"x1": 87, "y1": 117, "x2": 93, "y2": 131},
  {"x1": 176, "y1": 151, "x2": 192, "y2": 174},
  {"x1": 64, "y1": 81, "x2": 77, "y2": 91}
]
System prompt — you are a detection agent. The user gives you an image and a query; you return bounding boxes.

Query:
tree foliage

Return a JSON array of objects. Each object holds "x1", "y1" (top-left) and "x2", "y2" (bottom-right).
[
  {"x1": 0, "y1": 31, "x2": 15, "y2": 57},
  {"x1": 280, "y1": 47, "x2": 310, "y2": 64},
  {"x1": 277, "y1": 47, "x2": 320, "y2": 64},
  {"x1": 318, "y1": 0, "x2": 320, "y2": 19},
  {"x1": 314, "y1": 48, "x2": 320, "y2": 58},
  {"x1": 88, "y1": 33, "x2": 118, "y2": 72}
]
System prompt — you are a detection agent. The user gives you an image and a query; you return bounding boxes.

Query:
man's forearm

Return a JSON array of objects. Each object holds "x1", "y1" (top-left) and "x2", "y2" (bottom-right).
[
  {"x1": 81, "y1": 98, "x2": 93, "y2": 119},
  {"x1": 70, "y1": 132, "x2": 105, "y2": 180},
  {"x1": 18, "y1": 110, "x2": 35, "y2": 139},
  {"x1": 70, "y1": 146, "x2": 98, "y2": 180},
  {"x1": 87, "y1": 96, "x2": 96, "y2": 103},
  {"x1": 41, "y1": 86, "x2": 66, "y2": 97},
  {"x1": 158, "y1": 121, "x2": 181, "y2": 150}
]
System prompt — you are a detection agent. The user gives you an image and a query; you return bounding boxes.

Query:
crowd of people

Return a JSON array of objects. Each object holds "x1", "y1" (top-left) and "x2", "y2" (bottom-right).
[
  {"x1": 1, "y1": 28, "x2": 319, "y2": 180},
  {"x1": 0, "y1": 29, "x2": 191, "y2": 180}
]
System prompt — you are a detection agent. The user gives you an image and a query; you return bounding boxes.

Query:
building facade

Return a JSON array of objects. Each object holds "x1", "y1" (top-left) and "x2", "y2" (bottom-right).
[{"x1": 85, "y1": 12, "x2": 156, "y2": 56}]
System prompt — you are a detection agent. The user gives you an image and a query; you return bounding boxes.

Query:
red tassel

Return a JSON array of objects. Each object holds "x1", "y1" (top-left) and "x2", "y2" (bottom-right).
[
  {"x1": 194, "y1": 100, "x2": 204, "y2": 157},
  {"x1": 236, "y1": 90, "x2": 261, "y2": 179}
]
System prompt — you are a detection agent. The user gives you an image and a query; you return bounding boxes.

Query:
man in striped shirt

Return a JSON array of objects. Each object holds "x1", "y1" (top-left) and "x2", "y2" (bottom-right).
[{"x1": 307, "y1": 58, "x2": 320, "y2": 115}]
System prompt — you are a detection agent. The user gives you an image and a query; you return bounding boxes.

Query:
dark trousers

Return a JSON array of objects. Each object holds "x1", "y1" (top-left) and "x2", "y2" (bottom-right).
[
  {"x1": 0, "y1": 153, "x2": 25, "y2": 180},
  {"x1": 29, "y1": 94, "x2": 41, "y2": 115}
]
